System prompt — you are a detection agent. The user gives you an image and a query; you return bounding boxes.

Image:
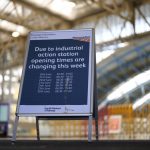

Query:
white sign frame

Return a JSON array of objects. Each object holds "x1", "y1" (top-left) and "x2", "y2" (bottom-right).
[{"x1": 16, "y1": 29, "x2": 95, "y2": 116}]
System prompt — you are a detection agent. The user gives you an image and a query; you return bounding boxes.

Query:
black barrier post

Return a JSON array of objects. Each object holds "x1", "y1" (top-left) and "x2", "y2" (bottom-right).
[
  {"x1": 36, "y1": 117, "x2": 40, "y2": 140},
  {"x1": 94, "y1": 88, "x2": 99, "y2": 141},
  {"x1": 93, "y1": 34, "x2": 99, "y2": 141},
  {"x1": 95, "y1": 111, "x2": 99, "y2": 140},
  {"x1": 88, "y1": 115, "x2": 93, "y2": 142}
]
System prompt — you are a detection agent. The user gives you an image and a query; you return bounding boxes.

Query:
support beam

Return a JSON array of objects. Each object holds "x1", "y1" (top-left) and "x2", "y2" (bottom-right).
[
  {"x1": 1, "y1": 56, "x2": 5, "y2": 101},
  {"x1": 0, "y1": 27, "x2": 26, "y2": 40},
  {"x1": 74, "y1": 2, "x2": 130, "y2": 26},
  {"x1": 12, "y1": 0, "x2": 71, "y2": 23},
  {"x1": 0, "y1": 58, "x2": 23, "y2": 70},
  {"x1": 97, "y1": 30, "x2": 150, "y2": 47},
  {"x1": 0, "y1": 27, "x2": 12, "y2": 35},
  {"x1": 0, "y1": 13, "x2": 34, "y2": 30},
  {"x1": 137, "y1": 6, "x2": 150, "y2": 27},
  {"x1": 0, "y1": 36, "x2": 25, "y2": 59}
]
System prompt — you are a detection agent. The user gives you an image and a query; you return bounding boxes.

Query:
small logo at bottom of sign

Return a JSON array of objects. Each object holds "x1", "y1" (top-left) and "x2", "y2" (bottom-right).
[{"x1": 65, "y1": 107, "x2": 74, "y2": 113}]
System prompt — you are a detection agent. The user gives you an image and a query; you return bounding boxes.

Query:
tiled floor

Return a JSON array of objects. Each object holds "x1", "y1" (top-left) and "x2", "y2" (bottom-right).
[{"x1": 0, "y1": 140, "x2": 150, "y2": 150}]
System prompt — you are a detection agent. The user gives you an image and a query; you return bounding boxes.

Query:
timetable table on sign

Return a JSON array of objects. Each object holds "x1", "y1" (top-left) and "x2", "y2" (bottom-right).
[
  {"x1": 55, "y1": 72, "x2": 73, "y2": 93},
  {"x1": 38, "y1": 73, "x2": 52, "y2": 93}
]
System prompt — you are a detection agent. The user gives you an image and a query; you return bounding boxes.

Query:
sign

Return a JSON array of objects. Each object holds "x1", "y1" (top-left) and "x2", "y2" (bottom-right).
[
  {"x1": 0, "y1": 104, "x2": 9, "y2": 122},
  {"x1": 108, "y1": 115, "x2": 122, "y2": 134},
  {"x1": 0, "y1": 104, "x2": 9, "y2": 137},
  {"x1": 17, "y1": 29, "x2": 94, "y2": 116}
]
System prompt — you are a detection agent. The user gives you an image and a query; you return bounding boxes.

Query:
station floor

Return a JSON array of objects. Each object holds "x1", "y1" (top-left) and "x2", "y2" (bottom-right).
[{"x1": 0, "y1": 140, "x2": 150, "y2": 150}]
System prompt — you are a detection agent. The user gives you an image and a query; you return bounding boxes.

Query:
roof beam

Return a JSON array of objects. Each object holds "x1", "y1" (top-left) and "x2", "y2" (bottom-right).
[
  {"x1": 74, "y1": 0, "x2": 147, "y2": 25},
  {"x1": 97, "y1": 30, "x2": 150, "y2": 47},
  {"x1": 0, "y1": 27, "x2": 12, "y2": 35},
  {"x1": 0, "y1": 25, "x2": 27, "y2": 38},
  {"x1": 0, "y1": 58, "x2": 23, "y2": 70},
  {"x1": 12, "y1": 0, "x2": 71, "y2": 23},
  {"x1": 0, "y1": 13, "x2": 33, "y2": 30}
]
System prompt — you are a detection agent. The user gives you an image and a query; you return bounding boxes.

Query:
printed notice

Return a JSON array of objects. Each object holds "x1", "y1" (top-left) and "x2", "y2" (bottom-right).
[{"x1": 18, "y1": 29, "x2": 94, "y2": 115}]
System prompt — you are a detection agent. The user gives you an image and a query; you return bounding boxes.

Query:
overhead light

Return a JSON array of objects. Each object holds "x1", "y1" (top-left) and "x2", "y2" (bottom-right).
[
  {"x1": 5, "y1": 70, "x2": 10, "y2": 75},
  {"x1": 133, "y1": 93, "x2": 150, "y2": 110},
  {"x1": 11, "y1": 77, "x2": 18, "y2": 82},
  {"x1": 12, "y1": 31, "x2": 20, "y2": 37},
  {"x1": 4, "y1": 88, "x2": 9, "y2": 95},
  {"x1": 12, "y1": 67, "x2": 22, "y2": 76},
  {"x1": 66, "y1": 1, "x2": 76, "y2": 7},
  {"x1": 50, "y1": 0, "x2": 76, "y2": 17},
  {"x1": 0, "y1": 75, "x2": 2, "y2": 83},
  {"x1": 0, "y1": 19, "x2": 28, "y2": 35},
  {"x1": 4, "y1": 75, "x2": 10, "y2": 81},
  {"x1": 11, "y1": 88, "x2": 16, "y2": 94}
]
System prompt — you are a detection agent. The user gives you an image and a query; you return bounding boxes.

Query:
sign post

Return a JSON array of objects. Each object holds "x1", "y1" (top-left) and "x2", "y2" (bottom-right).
[{"x1": 12, "y1": 29, "x2": 98, "y2": 142}]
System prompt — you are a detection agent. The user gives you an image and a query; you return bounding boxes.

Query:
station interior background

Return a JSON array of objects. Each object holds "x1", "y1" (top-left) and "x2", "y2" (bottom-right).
[{"x1": 0, "y1": 0, "x2": 150, "y2": 140}]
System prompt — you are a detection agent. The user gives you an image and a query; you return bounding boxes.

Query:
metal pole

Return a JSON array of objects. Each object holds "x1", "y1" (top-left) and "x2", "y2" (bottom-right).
[
  {"x1": 11, "y1": 115, "x2": 19, "y2": 142},
  {"x1": 93, "y1": 39, "x2": 99, "y2": 140},
  {"x1": 36, "y1": 117, "x2": 40, "y2": 140},
  {"x1": 95, "y1": 117, "x2": 99, "y2": 140},
  {"x1": 88, "y1": 115, "x2": 92, "y2": 142},
  {"x1": 1, "y1": 55, "x2": 5, "y2": 101},
  {"x1": 9, "y1": 69, "x2": 12, "y2": 100}
]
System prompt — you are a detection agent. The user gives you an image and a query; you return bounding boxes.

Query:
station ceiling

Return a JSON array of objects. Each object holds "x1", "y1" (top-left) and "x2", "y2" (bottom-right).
[
  {"x1": 0, "y1": 0, "x2": 150, "y2": 107},
  {"x1": 0, "y1": 0, "x2": 149, "y2": 68}
]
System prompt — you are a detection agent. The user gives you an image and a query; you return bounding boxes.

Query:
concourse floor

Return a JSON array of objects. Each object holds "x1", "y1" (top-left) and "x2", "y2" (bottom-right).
[{"x1": 0, "y1": 140, "x2": 150, "y2": 150}]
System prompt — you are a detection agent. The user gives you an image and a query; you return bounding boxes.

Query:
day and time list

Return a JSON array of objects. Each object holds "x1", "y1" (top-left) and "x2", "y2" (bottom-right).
[{"x1": 17, "y1": 29, "x2": 94, "y2": 115}]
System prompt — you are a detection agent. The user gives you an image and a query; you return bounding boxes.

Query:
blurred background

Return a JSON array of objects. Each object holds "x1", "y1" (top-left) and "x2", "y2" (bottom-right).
[{"x1": 0, "y1": 0, "x2": 150, "y2": 140}]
